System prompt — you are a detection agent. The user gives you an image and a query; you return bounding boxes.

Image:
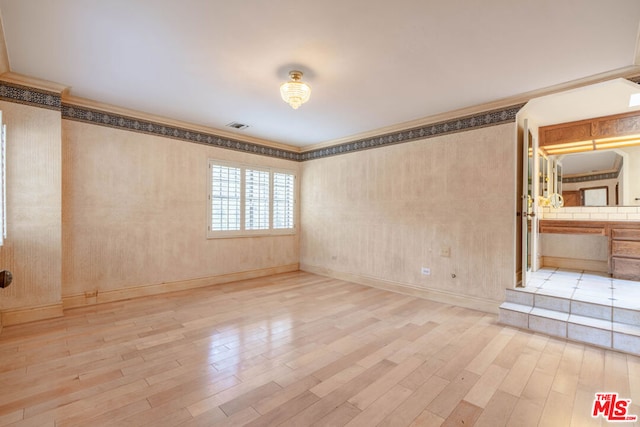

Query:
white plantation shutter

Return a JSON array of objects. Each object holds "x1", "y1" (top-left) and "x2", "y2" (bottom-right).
[
  {"x1": 245, "y1": 169, "x2": 270, "y2": 230},
  {"x1": 210, "y1": 164, "x2": 241, "y2": 231},
  {"x1": 273, "y1": 172, "x2": 294, "y2": 229},
  {"x1": 208, "y1": 160, "x2": 295, "y2": 237}
]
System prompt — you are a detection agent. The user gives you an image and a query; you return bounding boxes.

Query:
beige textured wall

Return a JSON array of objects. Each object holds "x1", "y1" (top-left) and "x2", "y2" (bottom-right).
[
  {"x1": 0, "y1": 101, "x2": 62, "y2": 309},
  {"x1": 0, "y1": 18, "x2": 8, "y2": 74},
  {"x1": 62, "y1": 120, "x2": 299, "y2": 298},
  {"x1": 300, "y1": 123, "x2": 517, "y2": 303}
]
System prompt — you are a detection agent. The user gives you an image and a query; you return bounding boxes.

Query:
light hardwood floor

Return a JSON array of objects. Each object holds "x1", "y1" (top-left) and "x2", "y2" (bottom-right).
[{"x1": 0, "y1": 271, "x2": 638, "y2": 426}]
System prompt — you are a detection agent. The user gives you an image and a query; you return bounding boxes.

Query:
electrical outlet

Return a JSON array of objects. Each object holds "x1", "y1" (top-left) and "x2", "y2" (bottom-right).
[{"x1": 421, "y1": 267, "x2": 431, "y2": 276}]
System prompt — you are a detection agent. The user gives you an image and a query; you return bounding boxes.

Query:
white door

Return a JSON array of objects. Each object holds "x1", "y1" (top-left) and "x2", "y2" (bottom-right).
[{"x1": 521, "y1": 119, "x2": 534, "y2": 286}]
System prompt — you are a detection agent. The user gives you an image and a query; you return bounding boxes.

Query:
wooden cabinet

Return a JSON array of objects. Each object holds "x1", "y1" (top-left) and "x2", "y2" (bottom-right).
[
  {"x1": 539, "y1": 220, "x2": 640, "y2": 281},
  {"x1": 539, "y1": 220, "x2": 607, "y2": 235},
  {"x1": 611, "y1": 228, "x2": 640, "y2": 280},
  {"x1": 539, "y1": 110, "x2": 640, "y2": 148},
  {"x1": 562, "y1": 191, "x2": 580, "y2": 207}
]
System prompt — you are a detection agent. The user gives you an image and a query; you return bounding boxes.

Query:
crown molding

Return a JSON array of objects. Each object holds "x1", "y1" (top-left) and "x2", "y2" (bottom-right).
[
  {"x1": 300, "y1": 103, "x2": 524, "y2": 161},
  {"x1": 0, "y1": 71, "x2": 69, "y2": 94},
  {"x1": 1, "y1": 65, "x2": 639, "y2": 162},
  {"x1": 303, "y1": 65, "x2": 640, "y2": 153},
  {"x1": 0, "y1": 74, "x2": 302, "y2": 161},
  {"x1": 62, "y1": 94, "x2": 301, "y2": 153},
  {"x1": 62, "y1": 97, "x2": 301, "y2": 161},
  {"x1": 0, "y1": 77, "x2": 61, "y2": 110}
]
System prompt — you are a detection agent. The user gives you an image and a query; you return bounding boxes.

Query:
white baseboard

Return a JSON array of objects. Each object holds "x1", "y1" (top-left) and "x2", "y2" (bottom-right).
[
  {"x1": 62, "y1": 264, "x2": 299, "y2": 310},
  {"x1": 300, "y1": 263, "x2": 500, "y2": 314},
  {"x1": 0, "y1": 264, "x2": 300, "y2": 331}
]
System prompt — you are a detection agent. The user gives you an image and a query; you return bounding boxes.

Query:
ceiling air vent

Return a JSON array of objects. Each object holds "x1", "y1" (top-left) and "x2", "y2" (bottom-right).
[{"x1": 226, "y1": 122, "x2": 249, "y2": 130}]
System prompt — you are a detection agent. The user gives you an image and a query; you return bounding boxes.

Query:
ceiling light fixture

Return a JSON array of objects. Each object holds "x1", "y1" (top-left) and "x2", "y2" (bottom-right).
[{"x1": 280, "y1": 70, "x2": 311, "y2": 109}]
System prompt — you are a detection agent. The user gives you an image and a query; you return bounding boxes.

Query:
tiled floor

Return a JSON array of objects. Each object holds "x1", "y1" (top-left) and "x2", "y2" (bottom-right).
[
  {"x1": 521, "y1": 267, "x2": 640, "y2": 310},
  {"x1": 500, "y1": 267, "x2": 640, "y2": 355}
]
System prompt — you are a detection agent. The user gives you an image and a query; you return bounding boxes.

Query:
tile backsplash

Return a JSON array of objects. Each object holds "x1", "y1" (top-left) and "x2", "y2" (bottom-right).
[{"x1": 541, "y1": 206, "x2": 640, "y2": 221}]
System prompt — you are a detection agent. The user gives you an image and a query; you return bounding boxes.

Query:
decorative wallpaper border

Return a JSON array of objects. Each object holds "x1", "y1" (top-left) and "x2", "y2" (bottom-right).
[
  {"x1": 61, "y1": 101, "x2": 525, "y2": 162},
  {"x1": 61, "y1": 104, "x2": 301, "y2": 161},
  {"x1": 0, "y1": 81, "x2": 61, "y2": 111},
  {"x1": 300, "y1": 104, "x2": 525, "y2": 161},
  {"x1": 563, "y1": 171, "x2": 619, "y2": 184},
  {"x1": 6, "y1": 77, "x2": 639, "y2": 162}
]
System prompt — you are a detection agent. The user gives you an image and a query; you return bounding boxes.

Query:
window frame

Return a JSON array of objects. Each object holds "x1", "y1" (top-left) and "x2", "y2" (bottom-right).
[{"x1": 207, "y1": 159, "x2": 297, "y2": 238}]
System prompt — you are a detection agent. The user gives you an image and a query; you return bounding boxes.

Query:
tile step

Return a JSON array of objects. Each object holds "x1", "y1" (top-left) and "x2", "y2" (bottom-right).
[
  {"x1": 499, "y1": 302, "x2": 640, "y2": 356},
  {"x1": 505, "y1": 288, "x2": 638, "y2": 325}
]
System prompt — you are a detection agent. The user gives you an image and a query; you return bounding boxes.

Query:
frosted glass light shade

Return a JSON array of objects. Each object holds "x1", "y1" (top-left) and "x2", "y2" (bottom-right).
[{"x1": 280, "y1": 71, "x2": 311, "y2": 109}]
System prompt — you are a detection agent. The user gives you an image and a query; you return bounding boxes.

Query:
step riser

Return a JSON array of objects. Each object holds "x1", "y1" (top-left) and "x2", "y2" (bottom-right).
[
  {"x1": 505, "y1": 289, "x2": 629, "y2": 323},
  {"x1": 530, "y1": 314, "x2": 566, "y2": 338},
  {"x1": 615, "y1": 307, "x2": 640, "y2": 325},
  {"x1": 535, "y1": 295, "x2": 570, "y2": 313},
  {"x1": 499, "y1": 307, "x2": 640, "y2": 356},
  {"x1": 505, "y1": 289, "x2": 533, "y2": 306},
  {"x1": 504, "y1": 268, "x2": 640, "y2": 356},
  {"x1": 572, "y1": 300, "x2": 611, "y2": 321},
  {"x1": 569, "y1": 323, "x2": 611, "y2": 348}
]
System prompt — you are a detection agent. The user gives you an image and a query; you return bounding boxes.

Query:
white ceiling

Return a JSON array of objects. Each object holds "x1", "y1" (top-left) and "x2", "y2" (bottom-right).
[
  {"x1": 560, "y1": 150, "x2": 620, "y2": 175},
  {"x1": 522, "y1": 78, "x2": 640, "y2": 128},
  {"x1": 0, "y1": 0, "x2": 639, "y2": 147}
]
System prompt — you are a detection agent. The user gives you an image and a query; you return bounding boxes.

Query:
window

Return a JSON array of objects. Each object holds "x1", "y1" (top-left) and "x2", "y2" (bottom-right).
[
  {"x1": 273, "y1": 172, "x2": 294, "y2": 229},
  {"x1": 208, "y1": 160, "x2": 296, "y2": 237},
  {"x1": 210, "y1": 164, "x2": 241, "y2": 231},
  {"x1": 245, "y1": 168, "x2": 270, "y2": 230}
]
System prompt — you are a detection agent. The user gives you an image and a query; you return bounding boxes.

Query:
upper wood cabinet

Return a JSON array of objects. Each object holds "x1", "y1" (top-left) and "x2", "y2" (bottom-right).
[{"x1": 539, "y1": 110, "x2": 640, "y2": 147}]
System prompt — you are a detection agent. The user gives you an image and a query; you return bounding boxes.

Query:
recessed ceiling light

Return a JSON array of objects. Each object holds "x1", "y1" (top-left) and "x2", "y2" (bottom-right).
[
  {"x1": 226, "y1": 122, "x2": 249, "y2": 130},
  {"x1": 629, "y1": 93, "x2": 640, "y2": 107}
]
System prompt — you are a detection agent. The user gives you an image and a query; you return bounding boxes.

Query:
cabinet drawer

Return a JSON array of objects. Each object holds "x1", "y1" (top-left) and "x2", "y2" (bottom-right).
[
  {"x1": 612, "y1": 257, "x2": 640, "y2": 281},
  {"x1": 611, "y1": 240, "x2": 640, "y2": 259},
  {"x1": 611, "y1": 228, "x2": 640, "y2": 241}
]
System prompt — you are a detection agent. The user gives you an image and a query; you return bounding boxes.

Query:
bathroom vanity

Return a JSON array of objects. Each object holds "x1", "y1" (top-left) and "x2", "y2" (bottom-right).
[{"x1": 540, "y1": 220, "x2": 640, "y2": 280}]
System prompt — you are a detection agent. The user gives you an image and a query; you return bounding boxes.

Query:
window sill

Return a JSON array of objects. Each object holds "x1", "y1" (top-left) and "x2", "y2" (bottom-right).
[{"x1": 207, "y1": 230, "x2": 297, "y2": 239}]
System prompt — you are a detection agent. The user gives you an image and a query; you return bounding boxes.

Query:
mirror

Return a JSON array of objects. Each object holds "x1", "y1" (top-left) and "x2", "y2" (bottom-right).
[
  {"x1": 538, "y1": 151, "x2": 549, "y2": 198},
  {"x1": 548, "y1": 144, "x2": 640, "y2": 206},
  {"x1": 537, "y1": 153, "x2": 564, "y2": 208}
]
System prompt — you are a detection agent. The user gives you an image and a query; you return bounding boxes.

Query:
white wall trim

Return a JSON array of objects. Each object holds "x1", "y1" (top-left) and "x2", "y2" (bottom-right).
[
  {"x1": 0, "y1": 303, "x2": 64, "y2": 326},
  {"x1": 62, "y1": 264, "x2": 299, "y2": 310},
  {"x1": 300, "y1": 263, "x2": 500, "y2": 314}
]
